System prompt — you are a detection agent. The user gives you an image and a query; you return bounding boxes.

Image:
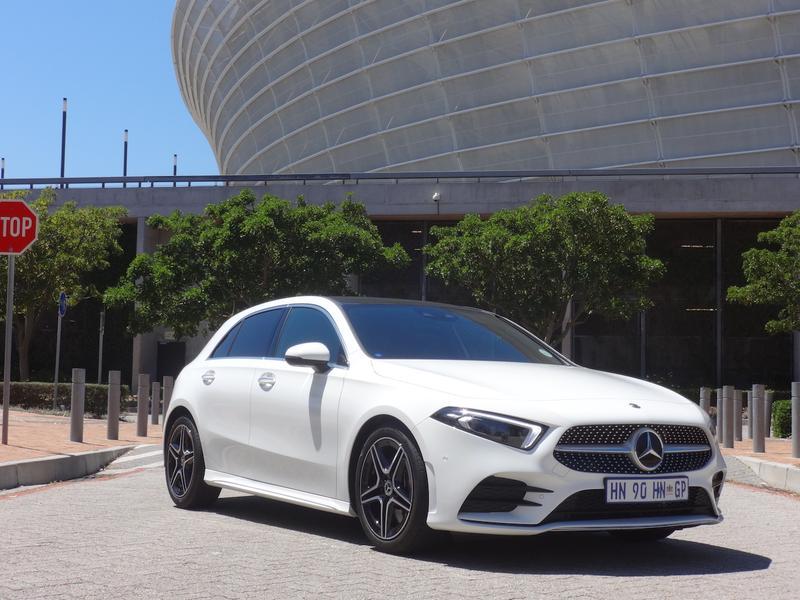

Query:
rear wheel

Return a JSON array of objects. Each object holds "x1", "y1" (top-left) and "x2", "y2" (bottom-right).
[
  {"x1": 609, "y1": 527, "x2": 676, "y2": 542},
  {"x1": 165, "y1": 416, "x2": 220, "y2": 509},
  {"x1": 354, "y1": 427, "x2": 433, "y2": 554}
]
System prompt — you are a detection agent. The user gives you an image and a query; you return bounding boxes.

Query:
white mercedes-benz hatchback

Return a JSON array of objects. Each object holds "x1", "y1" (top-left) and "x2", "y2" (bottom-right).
[{"x1": 163, "y1": 296, "x2": 725, "y2": 553}]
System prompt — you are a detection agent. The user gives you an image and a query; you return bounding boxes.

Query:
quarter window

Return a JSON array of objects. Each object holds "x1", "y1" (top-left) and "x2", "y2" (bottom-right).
[{"x1": 275, "y1": 307, "x2": 346, "y2": 366}]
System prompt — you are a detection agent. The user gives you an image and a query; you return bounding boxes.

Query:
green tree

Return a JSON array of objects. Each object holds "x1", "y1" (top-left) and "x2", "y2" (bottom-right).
[
  {"x1": 0, "y1": 189, "x2": 126, "y2": 380},
  {"x1": 727, "y1": 211, "x2": 800, "y2": 333},
  {"x1": 425, "y1": 192, "x2": 664, "y2": 344},
  {"x1": 105, "y1": 190, "x2": 409, "y2": 337}
]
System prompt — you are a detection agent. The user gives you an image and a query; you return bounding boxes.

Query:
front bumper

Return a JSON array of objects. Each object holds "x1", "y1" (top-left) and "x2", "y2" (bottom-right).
[{"x1": 416, "y1": 418, "x2": 726, "y2": 536}]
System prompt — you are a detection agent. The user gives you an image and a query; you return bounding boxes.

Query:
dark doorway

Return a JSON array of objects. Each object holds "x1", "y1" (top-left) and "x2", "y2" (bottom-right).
[{"x1": 157, "y1": 341, "x2": 186, "y2": 381}]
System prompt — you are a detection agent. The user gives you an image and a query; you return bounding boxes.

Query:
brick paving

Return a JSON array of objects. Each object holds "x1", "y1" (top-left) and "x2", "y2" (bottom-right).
[
  {"x1": 721, "y1": 437, "x2": 799, "y2": 467},
  {"x1": 0, "y1": 409, "x2": 162, "y2": 463},
  {"x1": 0, "y1": 467, "x2": 798, "y2": 599}
]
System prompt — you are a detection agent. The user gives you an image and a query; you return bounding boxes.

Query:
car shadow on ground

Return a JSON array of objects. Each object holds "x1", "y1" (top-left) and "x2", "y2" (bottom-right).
[{"x1": 209, "y1": 494, "x2": 771, "y2": 577}]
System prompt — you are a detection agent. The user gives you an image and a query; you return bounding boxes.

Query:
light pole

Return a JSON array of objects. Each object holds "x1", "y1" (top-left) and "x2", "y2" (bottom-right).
[
  {"x1": 1, "y1": 157, "x2": 4, "y2": 190},
  {"x1": 172, "y1": 153, "x2": 177, "y2": 187},
  {"x1": 60, "y1": 98, "x2": 67, "y2": 188},
  {"x1": 122, "y1": 130, "x2": 128, "y2": 188}
]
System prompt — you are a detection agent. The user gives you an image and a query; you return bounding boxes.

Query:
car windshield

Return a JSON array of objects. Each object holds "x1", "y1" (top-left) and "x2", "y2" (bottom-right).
[{"x1": 342, "y1": 303, "x2": 566, "y2": 364}]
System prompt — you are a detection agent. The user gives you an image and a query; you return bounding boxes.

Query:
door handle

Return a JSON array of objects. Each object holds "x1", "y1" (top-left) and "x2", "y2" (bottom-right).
[
  {"x1": 258, "y1": 372, "x2": 276, "y2": 392},
  {"x1": 201, "y1": 370, "x2": 215, "y2": 386}
]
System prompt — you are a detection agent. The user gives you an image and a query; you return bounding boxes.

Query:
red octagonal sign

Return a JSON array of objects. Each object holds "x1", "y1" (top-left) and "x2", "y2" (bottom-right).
[{"x1": 0, "y1": 200, "x2": 38, "y2": 255}]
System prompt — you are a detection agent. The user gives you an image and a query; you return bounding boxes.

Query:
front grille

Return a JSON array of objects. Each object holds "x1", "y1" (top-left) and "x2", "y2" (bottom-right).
[
  {"x1": 541, "y1": 487, "x2": 715, "y2": 524},
  {"x1": 553, "y1": 449, "x2": 712, "y2": 474},
  {"x1": 459, "y1": 476, "x2": 547, "y2": 513},
  {"x1": 554, "y1": 424, "x2": 712, "y2": 474},
  {"x1": 558, "y1": 424, "x2": 709, "y2": 445}
]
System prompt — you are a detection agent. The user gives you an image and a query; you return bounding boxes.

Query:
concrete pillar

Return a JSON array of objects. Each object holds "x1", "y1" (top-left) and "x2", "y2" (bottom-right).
[
  {"x1": 150, "y1": 382, "x2": 160, "y2": 425},
  {"x1": 722, "y1": 385, "x2": 734, "y2": 449},
  {"x1": 792, "y1": 382, "x2": 799, "y2": 459},
  {"x1": 734, "y1": 389, "x2": 743, "y2": 442},
  {"x1": 136, "y1": 373, "x2": 149, "y2": 437},
  {"x1": 746, "y1": 390, "x2": 753, "y2": 439},
  {"x1": 107, "y1": 370, "x2": 121, "y2": 440},
  {"x1": 794, "y1": 331, "x2": 800, "y2": 382},
  {"x1": 699, "y1": 387, "x2": 711, "y2": 414},
  {"x1": 162, "y1": 376, "x2": 174, "y2": 422},
  {"x1": 765, "y1": 390, "x2": 774, "y2": 438},
  {"x1": 131, "y1": 217, "x2": 158, "y2": 390},
  {"x1": 715, "y1": 388, "x2": 723, "y2": 442},
  {"x1": 70, "y1": 369, "x2": 85, "y2": 443},
  {"x1": 752, "y1": 384, "x2": 765, "y2": 453}
]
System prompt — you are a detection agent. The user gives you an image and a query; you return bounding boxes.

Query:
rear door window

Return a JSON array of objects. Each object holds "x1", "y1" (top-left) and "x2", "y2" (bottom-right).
[{"x1": 222, "y1": 308, "x2": 286, "y2": 359}]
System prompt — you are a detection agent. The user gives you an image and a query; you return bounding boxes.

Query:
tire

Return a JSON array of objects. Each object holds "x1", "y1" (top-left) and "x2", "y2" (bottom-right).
[
  {"x1": 354, "y1": 426, "x2": 433, "y2": 554},
  {"x1": 165, "y1": 415, "x2": 220, "y2": 509},
  {"x1": 609, "y1": 527, "x2": 676, "y2": 542}
]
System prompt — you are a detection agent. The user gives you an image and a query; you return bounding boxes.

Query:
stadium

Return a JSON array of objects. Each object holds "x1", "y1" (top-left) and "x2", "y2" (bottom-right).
[{"x1": 70, "y1": 0, "x2": 795, "y2": 390}]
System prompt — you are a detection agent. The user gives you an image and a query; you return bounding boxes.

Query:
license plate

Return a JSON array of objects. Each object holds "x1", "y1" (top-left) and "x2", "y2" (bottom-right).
[{"x1": 605, "y1": 477, "x2": 689, "y2": 503}]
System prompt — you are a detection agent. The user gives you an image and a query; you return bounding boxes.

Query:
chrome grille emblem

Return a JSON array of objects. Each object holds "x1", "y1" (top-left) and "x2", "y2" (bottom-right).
[{"x1": 630, "y1": 428, "x2": 664, "y2": 472}]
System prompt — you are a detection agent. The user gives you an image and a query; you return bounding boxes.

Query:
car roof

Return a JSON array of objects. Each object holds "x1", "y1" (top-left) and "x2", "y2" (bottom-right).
[{"x1": 325, "y1": 296, "x2": 487, "y2": 312}]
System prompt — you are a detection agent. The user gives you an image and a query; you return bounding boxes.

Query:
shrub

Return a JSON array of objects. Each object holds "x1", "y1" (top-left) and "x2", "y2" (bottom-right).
[
  {"x1": 10, "y1": 381, "x2": 132, "y2": 418},
  {"x1": 772, "y1": 399, "x2": 792, "y2": 438}
]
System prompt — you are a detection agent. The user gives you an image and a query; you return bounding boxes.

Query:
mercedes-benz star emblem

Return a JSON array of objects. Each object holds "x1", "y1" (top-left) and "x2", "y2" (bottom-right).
[{"x1": 630, "y1": 428, "x2": 664, "y2": 472}]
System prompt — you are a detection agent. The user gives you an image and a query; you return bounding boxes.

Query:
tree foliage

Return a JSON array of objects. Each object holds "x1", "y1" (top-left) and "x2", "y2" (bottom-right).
[
  {"x1": 727, "y1": 211, "x2": 800, "y2": 334},
  {"x1": 425, "y1": 192, "x2": 664, "y2": 343},
  {"x1": 0, "y1": 188, "x2": 127, "y2": 380},
  {"x1": 105, "y1": 190, "x2": 409, "y2": 337}
]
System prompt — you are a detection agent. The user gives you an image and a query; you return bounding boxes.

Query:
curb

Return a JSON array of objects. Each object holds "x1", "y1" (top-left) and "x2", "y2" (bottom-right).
[
  {"x1": 0, "y1": 445, "x2": 134, "y2": 490},
  {"x1": 725, "y1": 455, "x2": 800, "y2": 494}
]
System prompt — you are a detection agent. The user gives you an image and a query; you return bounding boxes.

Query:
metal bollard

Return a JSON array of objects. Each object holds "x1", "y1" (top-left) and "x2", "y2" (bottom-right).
[
  {"x1": 715, "y1": 388, "x2": 723, "y2": 442},
  {"x1": 765, "y1": 390, "x2": 774, "y2": 438},
  {"x1": 136, "y1": 373, "x2": 149, "y2": 437},
  {"x1": 722, "y1": 385, "x2": 734, "y2": 449},
  {"x1": 700, "y1": 387, "x2": 711, "y2": 415},
  {"x1": 151, "y1": 382, "x2": 160, "y2": 425},
  {"x1": 752, "y1": 384, "x2": 765, "y2": 453},
  {"x1": 734, "y1": 390, "x2": 743, "y2": 442},
  {"x1": 162, "y1": 376, "x2": 174, "y2": 424},
  {"x1": 792, "y1": 382, "x2": 799, "y2": 459},
  {"x1": 746, "y1": 390, "x2": 753, "y2": 439},
  {"x1": 107, "y1": 370, "x2": 121, "y2": 440},
  {"x1": 70, "y1": 368, "x2": 85, "y2": 443}
]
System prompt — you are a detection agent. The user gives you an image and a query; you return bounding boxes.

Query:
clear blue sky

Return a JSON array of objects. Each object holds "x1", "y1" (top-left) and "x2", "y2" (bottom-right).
[{"x1": 0, "y1": 1, "x2": 218, "y2": 180}]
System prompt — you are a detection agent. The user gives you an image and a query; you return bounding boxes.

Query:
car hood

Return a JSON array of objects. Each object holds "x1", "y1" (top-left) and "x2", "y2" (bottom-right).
[{"x1": 371, "y1": 360, "x2": 703, "y2": 425}]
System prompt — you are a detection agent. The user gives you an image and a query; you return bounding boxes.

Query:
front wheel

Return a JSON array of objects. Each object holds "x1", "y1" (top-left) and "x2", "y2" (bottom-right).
[
  {"x1": 165, "y1": 416, "x2": 220, "y2": 509},
  {"x1": 354, "y1": 427, "x2": 433, "y2": 554},
  {"x1": 609, "y1": 527, "x2": 676, "y2": 542}
]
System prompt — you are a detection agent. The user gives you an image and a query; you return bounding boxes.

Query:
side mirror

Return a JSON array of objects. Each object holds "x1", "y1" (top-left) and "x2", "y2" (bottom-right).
[{"x1": 284, "y1": 342, "x2": 331, "y2": 373}]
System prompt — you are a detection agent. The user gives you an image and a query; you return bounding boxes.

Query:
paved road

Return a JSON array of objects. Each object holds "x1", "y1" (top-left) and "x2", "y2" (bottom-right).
[{"x1": 1, "y1": 459, "x2": 799, "y2": 600}]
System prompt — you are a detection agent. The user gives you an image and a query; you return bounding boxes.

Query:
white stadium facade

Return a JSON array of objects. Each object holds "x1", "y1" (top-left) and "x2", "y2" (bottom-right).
[{"x1": 172, "y1": 0, "x2": 800, "y2": 174}]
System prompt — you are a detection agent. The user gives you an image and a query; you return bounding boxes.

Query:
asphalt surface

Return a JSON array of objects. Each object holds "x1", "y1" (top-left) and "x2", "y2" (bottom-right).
[{"x1": 1, "y1": 451, "x2": 799, "y2": 600}]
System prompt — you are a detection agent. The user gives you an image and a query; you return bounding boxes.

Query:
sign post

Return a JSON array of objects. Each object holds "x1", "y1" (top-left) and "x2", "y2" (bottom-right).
[
  {"x1": 52, "y1": 291, "x2": 67, "y2": 409},
  {"x1": 1, "y1": 199, "x2": 39, "y2": 445}
]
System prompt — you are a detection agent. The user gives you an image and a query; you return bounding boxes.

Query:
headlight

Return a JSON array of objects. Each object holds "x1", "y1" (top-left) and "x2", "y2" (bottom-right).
[{"x1": 432, "y1": 407, "x2": 546, "y2": 450}]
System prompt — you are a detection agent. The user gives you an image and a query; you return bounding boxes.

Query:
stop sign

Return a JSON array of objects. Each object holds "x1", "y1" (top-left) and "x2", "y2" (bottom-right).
[{"x1": 0, "y1": 200, "x2": 38, "y2": 255}]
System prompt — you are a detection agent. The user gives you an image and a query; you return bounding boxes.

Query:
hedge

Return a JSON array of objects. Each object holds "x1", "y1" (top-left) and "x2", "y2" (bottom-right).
[
  {"x1": 772, "y1": 399, "x2": 792, "y2": 439},
  {"x1": 9, "y1": 381, "x2": 133, "y2": 418}
]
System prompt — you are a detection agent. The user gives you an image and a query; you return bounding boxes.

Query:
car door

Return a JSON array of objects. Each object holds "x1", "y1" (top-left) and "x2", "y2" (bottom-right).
[
  {"x1": 196, "y1": 308, "x2": 286, "y2": 479},
  {"x1": 248, "y1": 306, "x2": 346, "y2": 497}
]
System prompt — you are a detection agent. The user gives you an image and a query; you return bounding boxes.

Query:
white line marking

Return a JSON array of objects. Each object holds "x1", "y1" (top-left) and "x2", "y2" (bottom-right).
[{"x1": 113, "y1": 450, "x2": 162, "y2": 464}]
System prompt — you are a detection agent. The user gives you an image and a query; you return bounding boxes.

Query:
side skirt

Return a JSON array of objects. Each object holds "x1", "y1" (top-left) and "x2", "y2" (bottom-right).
[{"x1": 204, "y1": 469, "x2": 355, "y2": 517}]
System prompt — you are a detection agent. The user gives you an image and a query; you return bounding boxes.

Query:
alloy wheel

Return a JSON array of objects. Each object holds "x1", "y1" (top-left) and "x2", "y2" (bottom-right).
[
  {"x1": 358, "y1": 437, "x2": 414, "y2": 541},
  {"x1": 167, "y1": 423, "x2": 195, "y2": 498}
]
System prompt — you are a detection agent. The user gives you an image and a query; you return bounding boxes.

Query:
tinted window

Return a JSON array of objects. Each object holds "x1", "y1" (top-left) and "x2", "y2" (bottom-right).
[
  {"x1": 226, "y1": 309, "x2": 286, "y2": 358},
  {"x1": 211, "y1": 322, "x2": 241, "y2": 358},
  {"x1": 275, "y1": 307, "x2": 346, "y2": 366},
  {"x1": 342, "y1": 304, "x2": 564, "y2": 364}
]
